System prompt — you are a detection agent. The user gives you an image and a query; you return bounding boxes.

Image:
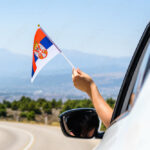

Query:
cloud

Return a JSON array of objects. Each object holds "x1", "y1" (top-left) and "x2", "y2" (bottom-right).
[{"x1": 33, "y1": 90, "x2": 43, "y2": 95}]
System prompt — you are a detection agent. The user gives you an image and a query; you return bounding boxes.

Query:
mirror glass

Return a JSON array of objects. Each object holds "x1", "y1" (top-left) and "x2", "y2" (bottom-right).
[{"x1": 60, "y1": 108, "x2": 99, "y2": 138}]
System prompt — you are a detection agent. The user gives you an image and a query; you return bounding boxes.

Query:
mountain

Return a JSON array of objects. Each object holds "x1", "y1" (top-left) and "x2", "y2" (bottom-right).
[{"x1": 0, "y1": 48, "x2": 131, "y2": 101}]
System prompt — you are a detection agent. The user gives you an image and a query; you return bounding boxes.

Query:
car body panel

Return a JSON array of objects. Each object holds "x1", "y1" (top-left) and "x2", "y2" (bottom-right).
[{"x1": 95, "y1": 72, "x2": 150, "y2": 150}]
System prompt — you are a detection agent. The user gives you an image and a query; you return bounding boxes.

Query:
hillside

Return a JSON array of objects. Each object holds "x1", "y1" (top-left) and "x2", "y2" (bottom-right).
[{"x1": 0, "y1": 48, "x2": 131, "y2": 101}]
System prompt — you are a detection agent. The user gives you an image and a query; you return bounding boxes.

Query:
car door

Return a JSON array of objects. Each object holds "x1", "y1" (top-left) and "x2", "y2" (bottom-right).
[{"x1": 95, "y1": 22, "x2": 150, "y2": 150}]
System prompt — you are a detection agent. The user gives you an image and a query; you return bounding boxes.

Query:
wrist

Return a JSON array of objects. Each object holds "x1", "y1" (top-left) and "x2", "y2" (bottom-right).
[{"x1": 86, "y1": 81, "x2": 96, "y2": 98}]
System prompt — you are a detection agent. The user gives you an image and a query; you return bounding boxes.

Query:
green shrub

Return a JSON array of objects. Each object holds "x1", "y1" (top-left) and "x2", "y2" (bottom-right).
[
  {"x1": 26, "y1": 111, "x2": 35, "y2": 121},
  {"x1": 56, "y1": 99, "x2": 62, "y2": 109},
  {"x1": 11, "y1": 101, "x2": 19, "y2": 110},
  {"x1": 0, "y1": 103, "x2": 6, "y2": 109},
  {"x1": 42, "y1": 102, "x2": 52, "y2": 114},
  {"x1": 106, "y1": 98, "x2": 116, "y2": 108},
  {"x1": 20, "y1": 112, "x2": 27, "y2": 118},
  {"x1": 51, "y1": 99, "x2": 57, "y2": 108},
  {"x1": 28, "y1": 101, "x2": 41, "y2": 114},
  {"x1": 61, "y1": 99, "x2": 93, "y2": 113},
  {"x1": 3, "y1": 100, "x2": 11, "y2": 108},
  {"x1": 0, "y1": 109, "x2": 7, "y2": 117},
  {"x1": 36, "y1": 98, "x2": 46, "y2": 106}
]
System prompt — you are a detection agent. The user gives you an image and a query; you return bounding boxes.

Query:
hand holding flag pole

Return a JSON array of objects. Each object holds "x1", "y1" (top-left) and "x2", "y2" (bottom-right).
[{"x1": 31, "y1": 25, "x2": 75, "y2": 82}]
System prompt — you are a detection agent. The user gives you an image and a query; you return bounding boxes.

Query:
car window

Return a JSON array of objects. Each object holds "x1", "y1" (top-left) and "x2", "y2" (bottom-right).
[
  {"x1": 111, "y1": 41, "x2": 150, "y2": 124},
  {"x1": 111, "y1": 23, "x2": 150, "y2": 123},
  {"x1": 128, "y1": 39, "x2": 150, "y2": 110}
]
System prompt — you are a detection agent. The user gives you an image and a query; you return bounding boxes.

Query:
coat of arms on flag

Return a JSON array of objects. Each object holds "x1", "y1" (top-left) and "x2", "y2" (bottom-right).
[
  {"x1": 33, "y1": 42, "x2": 48, "y2": 59},
  {"x1": 31, "y1": 25, "x2": 74, "y2": 83}
]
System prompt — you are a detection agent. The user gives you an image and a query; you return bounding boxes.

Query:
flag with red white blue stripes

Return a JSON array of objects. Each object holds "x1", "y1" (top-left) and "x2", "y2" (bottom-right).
[{"x1": 31, "y1": 27, "x2": 61, "y2": 82}]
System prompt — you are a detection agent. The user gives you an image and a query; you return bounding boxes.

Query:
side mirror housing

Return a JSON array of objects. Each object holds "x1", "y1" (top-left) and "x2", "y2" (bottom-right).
[{"x1": 59, "y1": 108, "x2": 104, "y2": 139}]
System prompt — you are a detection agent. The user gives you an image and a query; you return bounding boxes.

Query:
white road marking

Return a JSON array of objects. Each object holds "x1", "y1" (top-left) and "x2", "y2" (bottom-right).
[
  {"x1": 0, "y1": 124, "x2": 34, "y2": 150},
  {"x1": 23, "y1": 130, "x2": 34, "y2": 150}
]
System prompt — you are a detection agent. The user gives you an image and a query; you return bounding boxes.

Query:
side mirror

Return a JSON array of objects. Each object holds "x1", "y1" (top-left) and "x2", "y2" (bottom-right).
[{"x1": 59, "y1": 108, "x2": 104, "y2": 139}]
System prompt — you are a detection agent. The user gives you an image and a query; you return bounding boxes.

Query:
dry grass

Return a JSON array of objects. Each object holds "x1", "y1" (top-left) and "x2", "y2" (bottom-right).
[
  {"x1": 50, "y1": 121, "x2": 60, "y2": 127},
  {"x1": 0, "y1": 119, "x2": 60, "y2": 127}
]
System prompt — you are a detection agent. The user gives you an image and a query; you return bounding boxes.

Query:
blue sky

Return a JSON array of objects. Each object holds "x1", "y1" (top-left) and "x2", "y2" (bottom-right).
[{"x1": 0, "y1": 0, "x2": 150, "y2": 57}]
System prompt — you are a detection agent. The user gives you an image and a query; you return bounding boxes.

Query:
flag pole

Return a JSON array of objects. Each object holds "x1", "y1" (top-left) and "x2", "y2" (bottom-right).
[{"x1": 60, "y1": 52, "x2": 75, "y2": 68}]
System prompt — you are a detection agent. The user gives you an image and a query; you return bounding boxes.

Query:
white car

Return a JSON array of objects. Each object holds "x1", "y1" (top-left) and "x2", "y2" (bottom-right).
[{"x1": 59, "y1": 22, "x2": 150, "y2": 150}]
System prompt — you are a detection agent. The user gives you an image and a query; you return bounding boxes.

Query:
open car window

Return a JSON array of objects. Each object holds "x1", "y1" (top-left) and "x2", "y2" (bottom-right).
[
  {"x1": 128, "y1": 39, "x2": 150, "y2": 111},
  {"x1": 111, "y1": 23, "x2": 150, "y2": 123}
]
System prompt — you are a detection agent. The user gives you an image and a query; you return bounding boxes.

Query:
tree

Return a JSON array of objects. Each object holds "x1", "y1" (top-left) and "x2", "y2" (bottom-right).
[
  {"x1": 106, "y1": 98, "x2": 116, "y2": 108},
  {"x1": 42, "y1": 102, "x2": 52, "y2": 114},
  {"x1": 3, "y1": 100, "x2": 11, "y2": 108},
  {"x1": 51, "y1": 99, "x2": 57, "y2": 108},
  {"x1": 0, "y1": 103, "x2": 7, "y2": 117},
  {"x1": 19, "y1": 96, "x2": 32, "y2": 103},
  {"x1": 19, "y1": 103, "x2": 28, "y2": 111},
  {"x1": 76, "y1": 99, "x2": 93, "y2": 108},
  {"x1": 61, "y1": 99, "x2": 94, "y2": 113},
  {"x1": 11, "y1": 101, "x2": 19, "y2": 110},
  {"x1": 20, "y1": 112, "x2": 27, "y2": 118},
  {"x1": 0, "y1": 109, "x2": 7, "y2": 117},
  {"x1": 36, "y1": 98, "x2": 47, "y2": 107},
  {"x1": 26, "y1": 111, "x2": 35, "y2": 120},
  {"x1": 0, "y1": 103, "x2": 6, "y2": 109},
  {"x1": 18, "y1": 97, "x2": 32, "y2": 111},
  {"x1": 27, "y1": 101, "x2": 41, "y2": 114},
  {"x1": 56, "y1": 99, "x2": 62, "y2": 109},
  {"x1": 61, "y1": 99, "x2": 76, "y2": 113}
]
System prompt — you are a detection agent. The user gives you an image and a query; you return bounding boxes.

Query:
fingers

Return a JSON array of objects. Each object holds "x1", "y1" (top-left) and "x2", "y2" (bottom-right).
[
  {"x1": 73, "y1": 74, "x2": 81, "y2": 88},
  {"x1": 77, "y1": 68, "x2": 82, "y2": 75},
  {"x1": 72, "y1": 68, "x2": 80, "y2": 87},
  {"x1": 72, "y1": 68, "x2": 80, "y2": 78},
  {"x1": 72, "y1": 68, "x2": 76, "y2": 76},
  {"x1": 72, "y1": 67, "x2": 75, "y2": 74},
  {"x1": 72, "y1": 68, "x2": 82, "y2": 77}
]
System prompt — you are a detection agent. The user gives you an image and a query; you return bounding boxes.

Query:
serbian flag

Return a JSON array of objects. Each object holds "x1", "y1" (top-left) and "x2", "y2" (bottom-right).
[{"x1": 31, "y1": 27, "x2": 61, "y2": 82}]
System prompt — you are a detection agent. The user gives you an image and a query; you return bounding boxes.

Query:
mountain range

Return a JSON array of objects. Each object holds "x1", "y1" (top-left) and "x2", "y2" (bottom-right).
[{"x1": 0, "y1": 48, "x2": 131, "y2": 101}]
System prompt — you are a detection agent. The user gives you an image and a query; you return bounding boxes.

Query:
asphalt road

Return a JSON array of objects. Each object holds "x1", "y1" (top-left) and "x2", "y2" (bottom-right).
[{"x1": 0, "y1": 121, "x2": 100, "y2": 150}]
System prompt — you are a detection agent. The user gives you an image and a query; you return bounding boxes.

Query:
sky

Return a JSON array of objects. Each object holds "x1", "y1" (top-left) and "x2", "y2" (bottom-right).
[{"x1": 0, "y1": 0, "x2": 150, "y2": 57}]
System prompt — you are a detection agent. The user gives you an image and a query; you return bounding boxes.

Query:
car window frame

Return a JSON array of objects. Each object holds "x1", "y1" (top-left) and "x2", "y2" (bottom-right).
[{"x1": 111, "y1": 22, "x2": 150, "y2": 123}]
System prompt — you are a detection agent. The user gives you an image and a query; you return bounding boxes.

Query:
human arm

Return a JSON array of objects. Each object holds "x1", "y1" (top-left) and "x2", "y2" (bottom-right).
[{"x1": 72, "y1": 68, "x2": 113, "y2": 128}]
